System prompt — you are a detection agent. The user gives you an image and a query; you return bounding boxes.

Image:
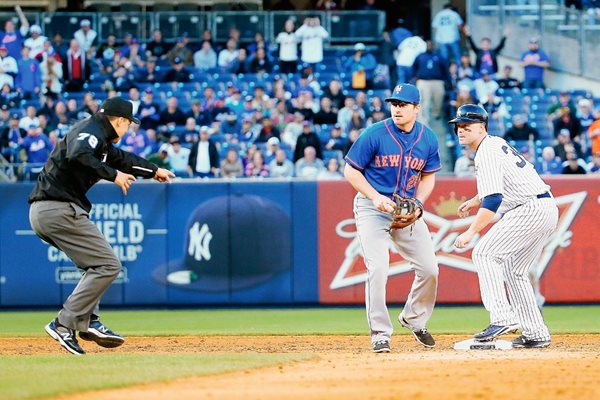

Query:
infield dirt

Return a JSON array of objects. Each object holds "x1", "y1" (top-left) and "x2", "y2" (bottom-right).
[{"x1": 3, "y1": 335, "x2": 599, "y2": 400}]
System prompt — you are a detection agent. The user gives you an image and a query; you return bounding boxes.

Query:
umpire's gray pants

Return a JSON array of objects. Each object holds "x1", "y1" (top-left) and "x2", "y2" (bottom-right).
[{"x1": 29, "y1": 201, "x2": 121, "y2": 332}]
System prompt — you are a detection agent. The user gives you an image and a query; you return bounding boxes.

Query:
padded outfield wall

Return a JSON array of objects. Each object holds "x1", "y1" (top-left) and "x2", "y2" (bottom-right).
[{"x1": 0, "y1": 177, "x2": 597, "y2": 306}]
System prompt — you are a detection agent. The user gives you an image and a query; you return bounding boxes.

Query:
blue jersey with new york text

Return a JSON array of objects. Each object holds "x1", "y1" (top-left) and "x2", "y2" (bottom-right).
[{"x1": 345, "y1": 118, "x2": 442, "y2": 198}]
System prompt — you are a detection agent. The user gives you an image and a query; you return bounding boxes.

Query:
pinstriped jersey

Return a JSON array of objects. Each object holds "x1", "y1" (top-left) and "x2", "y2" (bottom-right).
[
  {"x1": 345, "y1": 118, "x2": 442, "y2": 198},
  {"x1": 475, "y1": 135, "x2": 549, "y2": 213}
]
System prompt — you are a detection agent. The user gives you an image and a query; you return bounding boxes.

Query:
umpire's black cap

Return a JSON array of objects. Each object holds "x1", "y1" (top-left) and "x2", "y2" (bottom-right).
[
  {"x1": 99, "y1": 97, "x2": 140, "y2": 124},
  {"x1": 448, "y1": 104, "x2": 488, "y2": 130}
]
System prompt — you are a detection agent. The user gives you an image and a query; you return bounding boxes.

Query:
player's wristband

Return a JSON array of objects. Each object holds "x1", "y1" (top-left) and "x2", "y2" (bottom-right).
[{"x1": 414, "y1": 198, "x2": 424, "y2": 217}]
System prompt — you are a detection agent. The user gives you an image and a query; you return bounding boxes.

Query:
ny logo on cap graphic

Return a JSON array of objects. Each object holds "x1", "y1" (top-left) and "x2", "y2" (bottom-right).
[
  {"x1": 394, "y1": 85, "x2": 403, "y2": 94},
  {"x1": 188, "y1": 222, "x2": 212, "y2": 261}
]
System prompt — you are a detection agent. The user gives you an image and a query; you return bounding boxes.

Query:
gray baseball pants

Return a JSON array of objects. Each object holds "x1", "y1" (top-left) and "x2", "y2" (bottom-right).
[
  {"x1": 29, "y1": 200, "x2": 121, "y2": 332},
  {"x1": 353, "y1": 194, "x2": 439, "y2": 344}
]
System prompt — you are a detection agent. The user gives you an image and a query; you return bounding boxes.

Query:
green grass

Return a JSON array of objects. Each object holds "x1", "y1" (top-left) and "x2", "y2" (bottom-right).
[
  {"x1": 0, "y1": 306, "x2": 598, "y2": 399},
  {"x1": 0, "y1": 306, "x2": 599, "y2": 337},
  {"x1": 0, "y1": 353, "x2": 313, "y2": 400}
]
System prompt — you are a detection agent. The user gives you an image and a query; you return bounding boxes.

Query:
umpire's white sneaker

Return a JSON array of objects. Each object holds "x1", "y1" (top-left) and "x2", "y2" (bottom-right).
[{"x1": 79, "y1": 318, "x2": 124, "y2": 348}]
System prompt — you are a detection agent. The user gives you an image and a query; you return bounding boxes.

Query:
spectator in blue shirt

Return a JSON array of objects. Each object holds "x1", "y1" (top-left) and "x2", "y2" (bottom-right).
[
  {"x1": 220, "y1": 112, "x2": 242, "y2": 137},
  {"x1": 535, "y1": 146, "x2": 562, "y2": 175},
  {"x1": 412, "y1": 40, "x2": 449, "y2": 123},
  {"x1": 21, "y1": 125, "x2": 53, "y2": 179},
  {"x1": 0, "y1": 5, "x2": 29, "y2": 60},
  {"x1": 344, "y1": 43, "x2": 377, "y2": 89},
  {"x1": 15, "y1": 47, "x2": 42, "y2": 100},
  {"x1": 186, "y1": 99, "x2": 213, "y2": 127},
  {"x1": 138, "y1": 88, "x2": 161, "y2": 130},
  {"x1": 0, "y1": 112, "x2": 25, "y2": 162},
  {"x1": 118, "y1": 33, "x2": 134, "y2": 59},
  {"x1": 120, "y1": 124, "x2": 152, "y2": 158},
  {"x1": 520, "y1": 37, "x2": 550, "y2": 89}
]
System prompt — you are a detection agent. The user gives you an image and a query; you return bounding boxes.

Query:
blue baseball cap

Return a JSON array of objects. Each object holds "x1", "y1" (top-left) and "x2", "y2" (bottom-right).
[
  {"x1": 153, "y1": 194, "x2": 291, "y2": 292},
  {"x1": 385, "y1": 84, "x2": 420, "y2": 104}
]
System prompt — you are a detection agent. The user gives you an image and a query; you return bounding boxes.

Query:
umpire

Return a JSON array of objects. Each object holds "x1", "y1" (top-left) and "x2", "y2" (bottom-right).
[{"x1": 29, "y1": 97, "x2": 175, "y2": 355}]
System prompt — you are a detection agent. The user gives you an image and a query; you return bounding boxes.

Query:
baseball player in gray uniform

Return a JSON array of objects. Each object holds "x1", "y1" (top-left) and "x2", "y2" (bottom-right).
[
  {"x1": 450, "y1": 104, "x2": 557, "y2": 348},
  {"x1": 344, "y1": 84, "x2": 441, "y2": 353}
]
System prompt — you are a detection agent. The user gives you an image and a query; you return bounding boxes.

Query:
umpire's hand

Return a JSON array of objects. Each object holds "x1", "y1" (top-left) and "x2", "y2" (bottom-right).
[
  {"x1": 154, "y1": 168, "x2": 176, "y2": 183},
  {"x1": 114, "y1": 170, "x2": 137, "y2": 195}
]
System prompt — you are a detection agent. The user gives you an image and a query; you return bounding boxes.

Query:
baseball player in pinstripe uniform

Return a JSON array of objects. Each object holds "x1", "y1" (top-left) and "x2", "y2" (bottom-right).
[
  {"x1": 344, "y1": 84, "x2": 441, "y2": 353},
  {"x1": 450, "y1": 104, "x2": 557, "y2": 348}
]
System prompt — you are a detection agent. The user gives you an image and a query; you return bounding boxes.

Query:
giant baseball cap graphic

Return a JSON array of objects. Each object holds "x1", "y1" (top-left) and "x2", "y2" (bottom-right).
[{"x1": 153, "y1": 194, "x2": 291, "y2": 291}]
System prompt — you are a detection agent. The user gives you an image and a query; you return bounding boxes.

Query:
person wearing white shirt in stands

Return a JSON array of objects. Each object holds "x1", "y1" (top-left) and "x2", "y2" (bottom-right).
[
  {"x1": 73, "y1": 19, "x2": 97, "y2": 52},
  {"x1": 23, "y1": 24, "x2": 47, "y2": 57},
  {"x1": 473, "y1": 70, "x2": 500, "y2": 101},
  {"x1": 431, "y1": 3, "x2": 463, "y2": 63},
  {"x1": 395, "y1": 35, "x2": 426, "y2": 84},
  {"x1": 217, "y1": 39, "x2": 239, "y2": 73},
  {"x1": 318, "y1": 158, "x2": 343, "y2": 180},
  {"x1": 164, "y1": 137, "x2": 191, "y2": 177},
  {"x1": 269, "y1": 149, "x2": 295, "y2": 178},
  {"x1": 193, "y1": 40, "x2": 217, "y2": 70},
  {"x1": 295, "y1": 146, "x2": 324, "y2": 178},
  {"x1": 0, "y1": 45, "x2": 18, "y2": 88},
  {"x1": 275, "y1": 19, "x2": 299, "y2": 74},
  {"x1": 294, "y1": 16, "x2": 329, "y2": 66},
  {"x1": 18, "y1": 105, "x2": 40, "y2": 130}
]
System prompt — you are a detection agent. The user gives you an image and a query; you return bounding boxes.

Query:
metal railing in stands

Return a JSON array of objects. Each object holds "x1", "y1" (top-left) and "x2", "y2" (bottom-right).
[
  {"x1": 0, "y1": 162, "x2": 45, "y2": 183},
  {"x1": 467, "y1": 0, "x2": 600, "y2": 79},
  {"x1": 0, "y1": 10, "x2": 385, "y2": 45}
]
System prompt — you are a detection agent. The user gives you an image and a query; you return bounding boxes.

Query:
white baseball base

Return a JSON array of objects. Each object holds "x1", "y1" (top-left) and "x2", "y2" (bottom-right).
[{"x1": 453, "y1": 338, "x2": 513, "y2": 350}]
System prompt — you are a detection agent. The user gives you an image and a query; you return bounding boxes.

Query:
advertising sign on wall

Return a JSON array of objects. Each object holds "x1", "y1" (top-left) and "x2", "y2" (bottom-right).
[{"x1": 318, "y1": 177, "x2": 599, "y2": 304}]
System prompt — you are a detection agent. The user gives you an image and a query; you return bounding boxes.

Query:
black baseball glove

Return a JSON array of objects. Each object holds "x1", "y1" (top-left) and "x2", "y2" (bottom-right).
[{"x1": 388, "y1": 194, "x2": 424, "y2": 231}]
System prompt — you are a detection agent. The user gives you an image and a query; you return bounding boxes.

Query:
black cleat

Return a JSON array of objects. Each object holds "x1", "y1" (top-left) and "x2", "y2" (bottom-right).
[
  {"x1": 45, "y1": 319, "x2": 85, "y2": 355},
  {"x1": 512, "y1": 335, "x2": 551, "y2": 348},
  {"x1": 399, "y1": 316, "x2": 435, "y2": 348},
  {"x1": 474, "y1": 323, "x2": 520, "y2": 342},
  {"x1": 372, "y1": 340, "x2": 391, "y2": 353},
  {"x1": 79, "y1": 317, "x2": 124, "y2": 348}
]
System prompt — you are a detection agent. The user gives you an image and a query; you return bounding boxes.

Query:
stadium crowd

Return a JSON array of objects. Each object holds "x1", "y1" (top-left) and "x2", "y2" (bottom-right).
[{"x1": 0, "y1": 2, "x2": 599, "y2": 182}]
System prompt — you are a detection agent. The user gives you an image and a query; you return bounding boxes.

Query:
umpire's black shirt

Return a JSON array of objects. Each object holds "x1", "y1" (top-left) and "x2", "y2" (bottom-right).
[{"x1": 29, "y1": 114, "x2": 158, "y2": 212}]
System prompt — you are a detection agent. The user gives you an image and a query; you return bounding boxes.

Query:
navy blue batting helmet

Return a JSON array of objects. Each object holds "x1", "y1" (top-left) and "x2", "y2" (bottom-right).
[{"x1": 448, "y1": 104, "x2": 489, "y2": 131}]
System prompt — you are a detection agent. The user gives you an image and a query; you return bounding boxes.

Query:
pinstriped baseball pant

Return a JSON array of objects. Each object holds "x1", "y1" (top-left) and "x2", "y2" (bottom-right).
[
  {"x1": 354, "y1": 194, "x2": 439, "y2": 344},
  {"x1": 472, "y1": 197, "x2": 558, "y2": 341}
]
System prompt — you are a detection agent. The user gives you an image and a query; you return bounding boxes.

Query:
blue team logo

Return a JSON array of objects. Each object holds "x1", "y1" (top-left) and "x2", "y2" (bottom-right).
[{"x1": 394, "y1": 85, "x2": 403, "y2": 94}]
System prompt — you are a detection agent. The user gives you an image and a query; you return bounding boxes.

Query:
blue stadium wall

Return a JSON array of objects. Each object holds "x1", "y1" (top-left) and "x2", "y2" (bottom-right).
[
  {"x1": 2, "y1": 177, "x2": 599, "y2": 307},
  {"x1": 0, "y1": 181, "x2": 319, "y2": 306}
]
